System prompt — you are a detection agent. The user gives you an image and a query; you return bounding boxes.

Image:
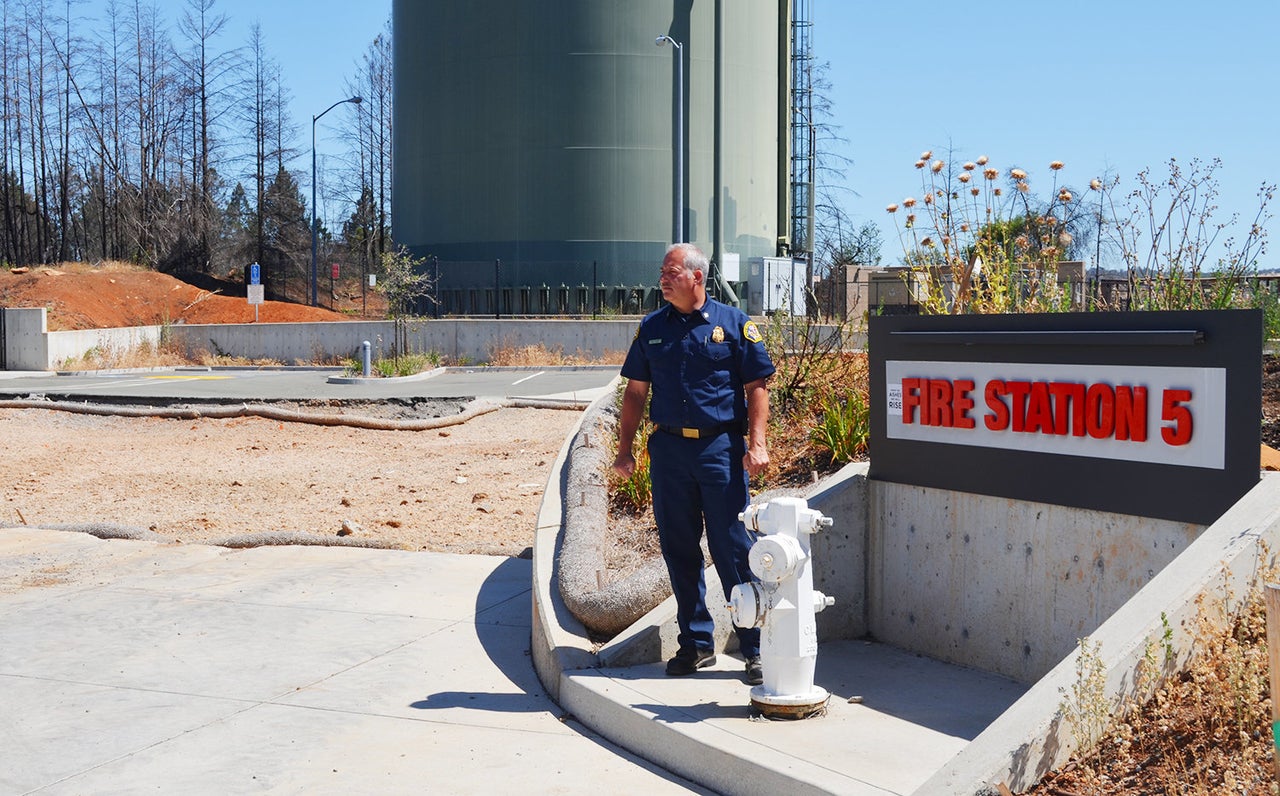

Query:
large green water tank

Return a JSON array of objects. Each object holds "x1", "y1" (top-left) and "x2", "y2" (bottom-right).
[{"x1": 392, "y1": 0, "x2": 783, "y2": 294}]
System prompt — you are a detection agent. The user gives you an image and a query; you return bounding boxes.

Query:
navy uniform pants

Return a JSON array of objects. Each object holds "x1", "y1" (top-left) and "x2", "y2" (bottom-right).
[{"x1": 648, "y1": 428, "x2": 760, "y2": 658}]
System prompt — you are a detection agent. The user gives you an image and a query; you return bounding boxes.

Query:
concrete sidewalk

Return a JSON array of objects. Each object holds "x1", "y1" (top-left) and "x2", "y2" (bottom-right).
[
  {"x1": 560, "y1": 642, "x2": 1027, "y2": 796},
  {"x1": 0, "y1": 529, "x2": 705, "y2": 795}
]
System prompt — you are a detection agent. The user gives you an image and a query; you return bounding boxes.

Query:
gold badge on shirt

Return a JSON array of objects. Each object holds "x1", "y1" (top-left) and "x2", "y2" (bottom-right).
[{"x1": 711, "y1": 326, "x2": 725, "y2": 343}]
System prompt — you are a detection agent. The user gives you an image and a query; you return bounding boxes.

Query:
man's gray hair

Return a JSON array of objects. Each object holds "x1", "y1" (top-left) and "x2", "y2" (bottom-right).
[{"x1": 666, "y1": 242, "x2": 709, "y2": 276}]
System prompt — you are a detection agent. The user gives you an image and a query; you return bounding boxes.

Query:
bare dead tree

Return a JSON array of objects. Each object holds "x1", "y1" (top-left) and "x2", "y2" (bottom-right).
[
  {"x1": 174, "y1": 0, "x2": 234, "y2": 273},
  {"x1": 340, "y1": 21, "x2": 392, "y2": 283}
]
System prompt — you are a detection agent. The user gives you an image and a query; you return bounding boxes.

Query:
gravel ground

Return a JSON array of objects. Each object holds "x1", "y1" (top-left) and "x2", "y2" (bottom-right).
[{"x1": 4, "y1": 402, "x2": 584, "y2": 556}]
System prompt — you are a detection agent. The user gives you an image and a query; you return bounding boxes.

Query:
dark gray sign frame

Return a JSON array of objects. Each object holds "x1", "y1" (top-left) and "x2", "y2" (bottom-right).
[{"x1": 868, "y1": 310, "x2": 1261, "y2": 525}]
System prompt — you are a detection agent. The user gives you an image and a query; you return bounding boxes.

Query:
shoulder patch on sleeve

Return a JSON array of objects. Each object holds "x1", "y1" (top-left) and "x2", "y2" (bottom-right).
[
  {"x1": 633, "y1": 324, "x2": 641, "y2": 341},
  {"x1": 743, "y1": 320, "x2": 763, "y2": 343}
]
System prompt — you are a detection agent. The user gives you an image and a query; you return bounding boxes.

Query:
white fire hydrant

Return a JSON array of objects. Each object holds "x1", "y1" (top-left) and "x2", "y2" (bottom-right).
[{"x1": 729, "y1": 497, "x2": 835, "y2": 718}]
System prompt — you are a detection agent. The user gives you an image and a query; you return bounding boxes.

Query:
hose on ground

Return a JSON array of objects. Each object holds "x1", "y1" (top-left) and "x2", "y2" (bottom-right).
[{"x1": 0, "y1": 396, "x2": 584, "y2": 431}]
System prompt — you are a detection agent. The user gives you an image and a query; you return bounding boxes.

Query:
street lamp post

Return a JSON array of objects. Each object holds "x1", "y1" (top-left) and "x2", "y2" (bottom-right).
[
  {"x1": 655, "y1": 35, "x2": 683, "y2": 243},
  {"x1": 311, "y1": 95, "x2": 362, "y2": 307}
]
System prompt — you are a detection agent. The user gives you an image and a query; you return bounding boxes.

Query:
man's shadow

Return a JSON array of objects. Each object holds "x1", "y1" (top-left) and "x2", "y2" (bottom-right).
[{"x1": 409, "y1": 556, "x2": 550, "y2": 714}]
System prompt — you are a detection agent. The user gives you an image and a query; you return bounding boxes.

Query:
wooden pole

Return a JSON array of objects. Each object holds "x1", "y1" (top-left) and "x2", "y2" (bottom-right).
[{"x1": 1265, "y1": 582, "x2": 1280, "y2": 780}]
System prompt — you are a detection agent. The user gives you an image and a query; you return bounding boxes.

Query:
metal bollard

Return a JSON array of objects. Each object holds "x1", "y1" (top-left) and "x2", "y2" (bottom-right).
[{"x1": 361, "y1": 340, "x2": 372, "y2": 378}]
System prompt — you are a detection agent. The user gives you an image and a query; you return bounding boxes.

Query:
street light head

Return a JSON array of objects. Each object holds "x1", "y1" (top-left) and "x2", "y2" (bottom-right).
[
  {"x1": 655, "y1": 35, "x2": 666, "y2": 47},
  {"x1": 349, "y1": 96, "x2": 363, "y2": 105}
]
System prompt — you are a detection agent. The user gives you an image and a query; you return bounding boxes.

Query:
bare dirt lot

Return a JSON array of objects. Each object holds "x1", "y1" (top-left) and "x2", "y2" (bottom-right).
[
  {"x1": 0, "y1": 263, "x2": 583, "y2": 555},
  {"x1": 4, "y1": 404, "x2": 581, "y2": 556}
]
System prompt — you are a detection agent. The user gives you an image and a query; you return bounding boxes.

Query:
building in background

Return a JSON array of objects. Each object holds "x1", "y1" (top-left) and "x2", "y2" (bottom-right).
[{"x1": 392, "y1": 0, "x2": 792, "y2": 315}]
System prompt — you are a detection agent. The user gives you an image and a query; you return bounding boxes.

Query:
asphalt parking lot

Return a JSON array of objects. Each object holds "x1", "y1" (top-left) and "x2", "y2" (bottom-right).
[{"x1": 0, "y1": 365, "x2": 619, "y2": 405}]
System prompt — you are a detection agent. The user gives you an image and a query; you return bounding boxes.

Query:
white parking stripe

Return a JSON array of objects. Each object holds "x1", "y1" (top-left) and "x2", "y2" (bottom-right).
[{"x1": 510, "y1": 371, "x2": 545, "y2": 386}]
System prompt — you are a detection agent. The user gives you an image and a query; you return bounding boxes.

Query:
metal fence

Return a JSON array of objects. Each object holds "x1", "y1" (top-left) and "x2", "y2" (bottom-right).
[{"x1": 407, "y1": 257, "x2": 752, "y2": 318}]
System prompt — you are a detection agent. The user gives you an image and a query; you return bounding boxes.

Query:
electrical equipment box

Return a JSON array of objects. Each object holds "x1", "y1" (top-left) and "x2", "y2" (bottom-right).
[{"x1": 747, "y1": 257, "x2": 806, "y2": 315}]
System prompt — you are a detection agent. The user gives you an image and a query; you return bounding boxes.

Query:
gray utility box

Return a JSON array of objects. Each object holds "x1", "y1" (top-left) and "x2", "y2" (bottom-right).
[{"x1": 746, "y1": 257, "x2": 806, "y2": 316}]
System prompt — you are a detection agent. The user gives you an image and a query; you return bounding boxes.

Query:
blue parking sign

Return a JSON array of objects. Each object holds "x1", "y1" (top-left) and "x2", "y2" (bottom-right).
[{"x1": 249, "y1": 263, "x2": 260, "y2": 285}]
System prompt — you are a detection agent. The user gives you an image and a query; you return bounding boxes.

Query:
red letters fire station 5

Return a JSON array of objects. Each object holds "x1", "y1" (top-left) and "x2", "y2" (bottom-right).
[
  {"x1": 898, "y1": 377, "x2": 1193, "y2": 446},
  {"x1": 883, "y1": 361, "x2": 1225, "y2": 470}
]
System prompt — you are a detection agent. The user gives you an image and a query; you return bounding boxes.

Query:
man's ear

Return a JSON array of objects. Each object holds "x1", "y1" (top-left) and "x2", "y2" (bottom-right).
[{"x1": 693, "y1": 269, "x2": 705, "y2": 286}]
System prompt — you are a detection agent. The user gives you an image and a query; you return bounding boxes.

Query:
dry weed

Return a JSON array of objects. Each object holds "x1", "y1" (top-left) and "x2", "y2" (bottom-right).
[
  {"x1": 61, "y1": 337, "x2": 192, "y2": 370},
  {"x1": 1028, "y1": 568, "x2": 1280, "y2": 795},
  {"x1": 488, "y1": 342, "x2": 625, "y2": 367}
]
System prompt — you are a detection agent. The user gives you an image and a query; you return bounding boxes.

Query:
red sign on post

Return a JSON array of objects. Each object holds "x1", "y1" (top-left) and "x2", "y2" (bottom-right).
[{"x1": 331, "y1": 263, "x2": 340, "y2": 280}]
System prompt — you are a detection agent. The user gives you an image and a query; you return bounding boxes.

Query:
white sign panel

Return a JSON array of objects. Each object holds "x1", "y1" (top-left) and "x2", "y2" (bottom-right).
[
  {"x1": 884, "y1": 359, "x2": 1226, "y2": 470},
  {"x1": 247, "y1": 284, "x2": 264, "y2": 305}
]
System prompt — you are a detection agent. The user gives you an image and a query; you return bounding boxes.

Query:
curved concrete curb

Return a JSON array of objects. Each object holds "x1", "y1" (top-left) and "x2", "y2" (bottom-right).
[
  {"x1": 530, "y1": 390, "x2": 872, "y2": 794},
  {"x1": 325, "y1": 367, "x2": 447, "y2": 385},
  {"x1": 531, "y1": 384, "x2": 615, "y2": 702},
  {"x1": 531, "y1": 379, "x2": 738, "y2": 698}
]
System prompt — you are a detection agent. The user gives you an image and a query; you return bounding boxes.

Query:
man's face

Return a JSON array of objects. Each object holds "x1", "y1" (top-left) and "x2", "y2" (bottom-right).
[{"x1": 659, "y1": 251, "x2": 699, "y2": 307}]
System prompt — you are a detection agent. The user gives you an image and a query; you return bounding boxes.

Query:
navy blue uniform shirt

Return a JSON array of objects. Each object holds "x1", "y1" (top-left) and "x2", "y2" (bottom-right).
[{"x1": 620, "y1": 297, "x2": 775, "y2": 429}]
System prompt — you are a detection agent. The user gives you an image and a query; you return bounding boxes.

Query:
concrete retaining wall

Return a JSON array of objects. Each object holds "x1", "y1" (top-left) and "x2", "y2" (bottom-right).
[
  {"x1": 733, "y1": 470, "x2": 1206, "y2": 686},
  {"x1": 3, "y1": 308, "x2": 165, "y2": 371},
  {"x1": 3, "y1": 316, "x2": 644, "y2": 370},
  {"x1": 2, "y1": 308, "x2": 48, "y2": 370},
  {"x1": 171, "y1": 319, "x2": 643, "y2": 366},
  {"x1": 3, "y1": 313, "x2": 865, "y2": 371},
  {"x1": 920, "y1": 473, "x2": 1280, "y2": 794},
  {"x1": 867, "y1": 482, "x2": 1203, "y2": 683}
]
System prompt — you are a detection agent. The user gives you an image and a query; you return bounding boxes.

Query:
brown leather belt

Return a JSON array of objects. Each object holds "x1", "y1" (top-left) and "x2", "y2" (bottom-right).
[{"x1": 654, "y1": 422, "x2": 740, "y2": 439}]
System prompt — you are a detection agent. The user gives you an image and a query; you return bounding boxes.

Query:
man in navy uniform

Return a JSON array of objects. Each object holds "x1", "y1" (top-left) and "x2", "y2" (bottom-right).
[{"x1": 612, "y1": 242, "x2": 774, "y2": 685}]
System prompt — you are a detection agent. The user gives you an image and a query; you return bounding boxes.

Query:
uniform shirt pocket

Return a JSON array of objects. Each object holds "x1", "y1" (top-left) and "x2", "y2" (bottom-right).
[
  {"x1": 700, "y1": 342, "x2": 732, "y2": 362},
  {"x1": 690, "y1": 341, "x2": 732, "y2": 397}
]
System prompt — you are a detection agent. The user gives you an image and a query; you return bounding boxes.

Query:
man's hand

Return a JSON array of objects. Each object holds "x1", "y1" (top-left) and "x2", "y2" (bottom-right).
[
  {"x1": 612, "y1": 451, "x2": 637, "y2": 479},
  {"x1": 743, "y1": 444, "x2": 769, "y2": 478},
  {"x1": 743, "y1": 377, "x2": 770, "y2": 479},
  {"x1": 613, "y1": 378, "x2": 649, "y2": 481}
]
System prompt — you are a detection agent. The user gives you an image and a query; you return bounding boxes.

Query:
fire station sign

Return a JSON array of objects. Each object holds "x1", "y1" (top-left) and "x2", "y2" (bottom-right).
[{"x1": 869, "y1": 311, "x2": 1261, "y2": 524}]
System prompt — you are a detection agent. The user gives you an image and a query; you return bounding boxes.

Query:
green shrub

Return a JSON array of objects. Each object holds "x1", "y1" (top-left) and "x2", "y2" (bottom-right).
[
  {"x1": 612, "y1": 422, "x2": 653, "y2": 513},
  {"x1": 609, "y1": 383, "x2": 653, "y2": 514},
  {"x1": 808, "y1": 389, "x2": 870, "y2": 466},
  {"x1": 342, "y1": 351, "x2": 441, "y2": 378}
]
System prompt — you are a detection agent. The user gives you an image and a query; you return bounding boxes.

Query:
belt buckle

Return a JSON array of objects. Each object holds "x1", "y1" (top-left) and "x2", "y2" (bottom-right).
[{"x1": 681, "y1": 427, "x2": 699, "y2": 439}]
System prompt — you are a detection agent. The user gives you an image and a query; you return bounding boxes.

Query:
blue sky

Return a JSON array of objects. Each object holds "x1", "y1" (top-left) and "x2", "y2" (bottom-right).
[
  {"x1": 182, "y1": 0, "x2": 391, "y2": 187},
  {"x1": 100, "y1": 1, "x2": 1275, "y2": 267},
  {"x1": 815, "y1": 2, "x2": 1277, "y2": 267}
]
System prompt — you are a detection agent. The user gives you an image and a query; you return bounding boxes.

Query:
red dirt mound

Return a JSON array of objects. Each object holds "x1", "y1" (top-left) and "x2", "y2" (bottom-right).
[{"x1": 0, "y1": 264, "x2": 356, "y2": 330}]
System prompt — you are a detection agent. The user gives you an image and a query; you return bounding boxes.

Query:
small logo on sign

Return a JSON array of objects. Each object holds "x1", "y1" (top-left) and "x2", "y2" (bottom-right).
[{"x1": 887, "y1": 384, "x2": 903, "y2": 414}]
